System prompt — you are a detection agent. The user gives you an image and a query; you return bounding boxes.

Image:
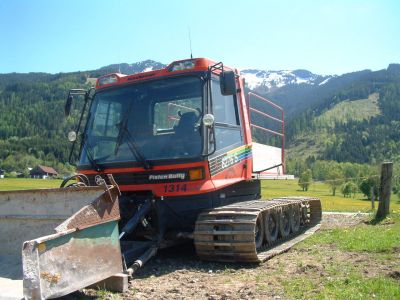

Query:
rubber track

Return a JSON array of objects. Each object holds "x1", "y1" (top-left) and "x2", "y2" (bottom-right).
[{"x1": 194, "y1": 197, "x2": 322, "y2": 262}]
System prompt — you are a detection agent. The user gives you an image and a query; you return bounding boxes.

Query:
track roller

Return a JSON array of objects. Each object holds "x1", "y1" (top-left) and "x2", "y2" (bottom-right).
[
  {"x1": 278, "y1": 205, "x2": 291, "y2": 238},
  {"x1": 290, "y1": 204, "x2": 301, "y2": 233},
  {"x1": 255, "y1": 216, "x2": 264, "y2": 250},
  {"x1": 264, "y1": 209, "x2": 279, "y2": 244}
]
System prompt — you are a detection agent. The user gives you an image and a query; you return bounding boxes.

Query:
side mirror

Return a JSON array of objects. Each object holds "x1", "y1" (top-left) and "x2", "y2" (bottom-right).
[
  {"x1": 65, "y1": 94, "x2": 73, "y2": 116},
  {"x1": 220, "y1": 71, "x2": 236, "y2": 96}
]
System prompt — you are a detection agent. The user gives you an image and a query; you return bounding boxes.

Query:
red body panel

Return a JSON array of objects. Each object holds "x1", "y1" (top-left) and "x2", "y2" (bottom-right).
[{"x1": 79, "y1": 151, "x2": 251, "y2": 197}]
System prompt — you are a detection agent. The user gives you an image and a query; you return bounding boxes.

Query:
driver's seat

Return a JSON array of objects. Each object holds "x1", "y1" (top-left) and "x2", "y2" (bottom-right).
[{"x1": 174, "y1": 112, "x2": 198, "y2": 136}]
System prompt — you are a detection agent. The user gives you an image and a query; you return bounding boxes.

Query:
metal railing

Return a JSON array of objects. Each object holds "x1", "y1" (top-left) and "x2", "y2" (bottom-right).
[{"x1": 248, "y1": 92, "x2": 285, "y2": 173}]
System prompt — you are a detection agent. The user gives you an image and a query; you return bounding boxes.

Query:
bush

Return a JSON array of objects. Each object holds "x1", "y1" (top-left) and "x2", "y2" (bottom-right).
[
  {"x1": 393, "y1": 182, "x2": 400, "y2": 200},
  {"x1": 6, "y1": 171, "x2": 18, "y2": 178}
]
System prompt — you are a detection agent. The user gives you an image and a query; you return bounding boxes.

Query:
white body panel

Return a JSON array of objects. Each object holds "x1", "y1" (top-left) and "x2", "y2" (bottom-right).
[{"x1": 252, "y1": 142, "x2": 282, "y2": 173}]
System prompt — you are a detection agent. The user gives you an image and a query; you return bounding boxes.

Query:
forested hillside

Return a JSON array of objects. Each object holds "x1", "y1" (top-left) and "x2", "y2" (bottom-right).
[
  {"x1": 286, "y1": 64, "x2": 400, "y2": 164},
  {"x1": 0, "y1": 72, "x2": 89, "y2": 175},
  {"x1": 0, "y1": 61, "x2": 399, "y2": 176},
  {"x1": 0, "y1": 61, "x2": 166, "y2": 176}
]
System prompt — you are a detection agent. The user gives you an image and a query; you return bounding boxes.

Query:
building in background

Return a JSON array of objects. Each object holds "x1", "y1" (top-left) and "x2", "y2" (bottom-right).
[{"x1": 30, "y1": 166, "x2": 58, "y2": 179}]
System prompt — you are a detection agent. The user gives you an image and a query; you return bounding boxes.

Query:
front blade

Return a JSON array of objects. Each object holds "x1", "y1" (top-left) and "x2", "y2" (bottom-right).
[{"x1": 22, "y1": 185, "x2": 123, "y2": 299}]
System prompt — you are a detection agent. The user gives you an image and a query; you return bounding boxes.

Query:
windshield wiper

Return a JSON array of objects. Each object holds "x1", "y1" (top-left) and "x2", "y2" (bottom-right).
[
  {"x1": 81, "y1": 135, "x2": 105, "y2": 172},
  {"x1": 114, "y1": 119, "x2": 152, "y2": 170}
]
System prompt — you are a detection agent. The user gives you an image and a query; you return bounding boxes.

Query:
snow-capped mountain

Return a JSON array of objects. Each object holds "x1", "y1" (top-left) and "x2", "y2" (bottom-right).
[
  {"x1": 99, "y1": 60, "x2": 166, "y2": 75},
  {"x1": 240, "y1": 69, "x2": 333, "y2": 93},
  {"x1": 97, "y1": 60, "x2": 335, "y2": 94}
]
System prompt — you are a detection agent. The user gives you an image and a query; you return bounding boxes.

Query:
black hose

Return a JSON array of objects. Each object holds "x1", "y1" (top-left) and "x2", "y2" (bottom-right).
[
  {"x1": 119, "y1": 200, "x2": 152, "y2": 239},
  {"x1": 60, "y1": 173, "x2": 90, "y2": 188},
  {"x1": 127, "y1": 246, "x2": 157, "y2": 276}
]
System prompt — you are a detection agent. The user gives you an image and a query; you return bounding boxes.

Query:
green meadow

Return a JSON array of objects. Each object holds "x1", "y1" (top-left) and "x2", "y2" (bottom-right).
[
  {"x1": 1, "y1": 177, "x2": 399, "y2": 213},
  {"x1": 262, "y1": 180, "x2": 400, "y2": 213},
  {"x1": 0, "y1": 178, "x2": 63, "y2": 191}
]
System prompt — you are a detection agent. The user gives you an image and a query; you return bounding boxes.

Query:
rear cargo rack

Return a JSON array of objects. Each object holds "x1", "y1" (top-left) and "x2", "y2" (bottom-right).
[{"x1": 248, "y1": 92, "x2": 291, "y2": 179}]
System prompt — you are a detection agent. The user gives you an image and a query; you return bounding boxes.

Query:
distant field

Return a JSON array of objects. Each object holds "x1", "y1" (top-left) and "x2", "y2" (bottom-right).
[
  {"x1": 287, "y1": 93, "x2": 381, "y2": 160},
  {"x1": 0, "y1": 178, "x2": 63, "y2": 191},
  {"x1": 261, "y1": 179, "x2": 400, "y2": 213},
  {"x1": 315, "y1": 92, "x2": 381, "y2": 127},
  {"x1": 1, "y1": 177, "x2": 399, "y2": 213}
]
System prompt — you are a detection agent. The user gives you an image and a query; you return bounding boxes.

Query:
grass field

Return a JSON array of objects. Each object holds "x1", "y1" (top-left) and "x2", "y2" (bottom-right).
[
  {"x1": 283, "y1": 213, "x2": 400, "y2": 299},
  {"x1": 262, "y1": 180, "x2": 400, "y2": 213},
  {"x1": 1, "y1": 178, "x2": 399, "y2": 213},
  {"x1": 0, "y1": 178, "x2": 63, "y2": 191}
]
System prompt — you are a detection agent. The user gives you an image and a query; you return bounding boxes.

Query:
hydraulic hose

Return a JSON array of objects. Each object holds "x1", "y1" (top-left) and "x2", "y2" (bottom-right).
[{"x1": 119, "y1": 200, "x2": 152, "y2": 239}]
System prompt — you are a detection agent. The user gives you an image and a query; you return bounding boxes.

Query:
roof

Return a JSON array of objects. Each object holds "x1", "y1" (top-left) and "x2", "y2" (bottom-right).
[{"x1": 35, "y1": 165, "x2": 58, "y2": 175}]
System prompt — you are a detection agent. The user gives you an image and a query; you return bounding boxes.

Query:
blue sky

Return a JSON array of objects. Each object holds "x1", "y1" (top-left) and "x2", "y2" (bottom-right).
[{"x1": 0, "y1": 0, "x2": 399, "y2": 75}]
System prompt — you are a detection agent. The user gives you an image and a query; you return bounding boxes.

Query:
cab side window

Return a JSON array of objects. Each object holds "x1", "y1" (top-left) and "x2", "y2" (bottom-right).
[{"x1": 211, "y1": 78, "x2": 242, "y2": 151}]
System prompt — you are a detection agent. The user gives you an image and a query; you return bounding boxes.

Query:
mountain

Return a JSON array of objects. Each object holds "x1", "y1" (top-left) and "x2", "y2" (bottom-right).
[
  {"x1": 247, "y1": 69, "x2": 373, "y2": 117},
  {"x1": 93, "y1": 60, "x2": 166, "y2": 77},
  {"x1": 285, "y1": 63, "x2": 400, "y2": 164},
  {"x1": 241, "y1": 68, "x2": 333, "y2": 94}
]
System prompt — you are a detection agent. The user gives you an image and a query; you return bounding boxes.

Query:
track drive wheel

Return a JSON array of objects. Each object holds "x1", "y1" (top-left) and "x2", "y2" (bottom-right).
[
  {"x1": 264, "y1": 209, "x2": 279, "y2": 244},
  {"x1": 255, "y1": 216, "x2": 264, "y2": 250},
  {"x1": 279, "y1": 206, "x2": 291, "y2": 238}
]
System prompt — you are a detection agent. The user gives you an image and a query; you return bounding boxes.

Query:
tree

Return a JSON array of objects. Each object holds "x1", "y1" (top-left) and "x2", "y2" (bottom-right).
[
  {"x1": 327, "y1": 168, "x2": 343, "y2": 196},
  {"x1": 298, "y1": 169, "x2": 312, "y2": 191},
  {"x1": 359, "y1": 177, "x2": 379, "y2": 199},
  {"x1": 341, "y1": 181, "x2": 357, "y2": 198}
]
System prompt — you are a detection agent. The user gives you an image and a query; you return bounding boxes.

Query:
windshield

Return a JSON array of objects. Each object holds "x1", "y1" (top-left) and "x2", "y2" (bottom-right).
[{"x1": 79, "y1": 76, "x2": 204, "y2": 166}]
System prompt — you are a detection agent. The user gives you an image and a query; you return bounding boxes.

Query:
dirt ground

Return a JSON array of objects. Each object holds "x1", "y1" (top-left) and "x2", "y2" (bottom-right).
[
  {"x1": 73, "y1": 212, "x2": 400, "y2": 300},
  {"x1": 123, "y1": 213, "x2": 372, "y2": 300}
]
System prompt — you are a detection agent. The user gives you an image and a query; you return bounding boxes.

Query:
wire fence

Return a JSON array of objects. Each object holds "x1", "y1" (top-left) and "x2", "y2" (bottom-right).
[
  {"x1": 296, "y1": 174, "x2": 380, "y2": 186},
  {"x1": 293, "y1": 174, "x2": 400, "y2": 186}
]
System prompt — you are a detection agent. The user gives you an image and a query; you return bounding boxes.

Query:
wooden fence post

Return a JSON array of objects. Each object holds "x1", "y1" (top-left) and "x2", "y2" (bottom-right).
[
  {"x1": 376, "y1": 162, "x2": 393, "y2": 219},
  {"x1": 371, "y1": 186, "x2": 375, "y2": 209}
]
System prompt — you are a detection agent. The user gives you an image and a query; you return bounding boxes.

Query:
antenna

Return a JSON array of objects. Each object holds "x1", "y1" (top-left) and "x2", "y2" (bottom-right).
[
  {"x1": 188, "y1": 27, "x2": 193, "y2": 59},
  {"x1": 118, "y1": 52, "x2": 121, "y2": 73}
]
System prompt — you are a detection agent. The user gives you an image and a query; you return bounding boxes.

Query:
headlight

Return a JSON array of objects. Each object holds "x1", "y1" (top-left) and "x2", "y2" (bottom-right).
[
  {"x1": 98, "y1": 74, "x2": 119, "y2": 86},
  {"x1": 168, "y1": 60, "x2": 196, "y2": 72}
]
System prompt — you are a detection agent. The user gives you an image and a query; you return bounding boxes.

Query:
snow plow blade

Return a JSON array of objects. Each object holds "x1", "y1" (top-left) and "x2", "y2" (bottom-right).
[{"x1": 0, "y1": 183, "x2": 123, "y2": 300}]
